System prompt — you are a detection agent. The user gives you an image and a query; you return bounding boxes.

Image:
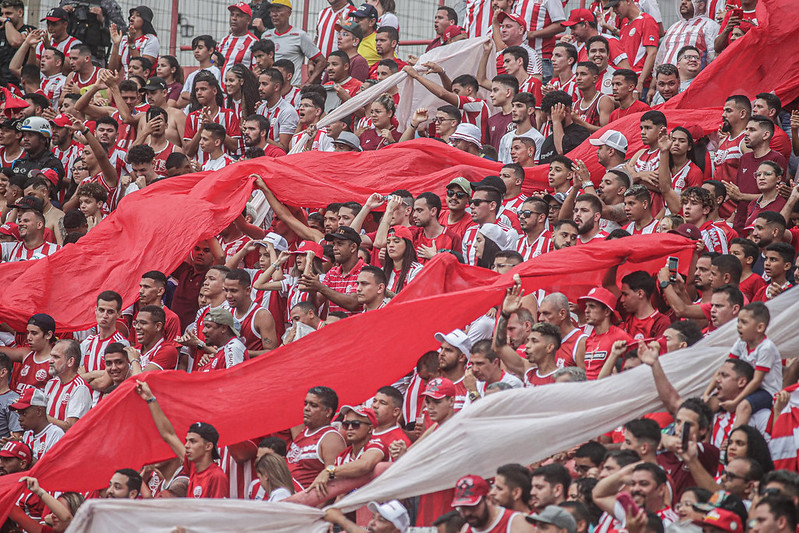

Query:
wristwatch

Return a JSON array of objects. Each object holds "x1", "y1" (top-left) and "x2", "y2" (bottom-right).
[
  {"x1": 659, "y1": 280, "x2": 671, "y2": 289},
  {"x1": 468, "y1": 391, "x2": 480, "y2": 402},
  {"x1": 582, "y1": 181, "x2": 595, "y2": 189},
  {"x1": 326, "y1": 465, "x2": 336, "y2": 480}
]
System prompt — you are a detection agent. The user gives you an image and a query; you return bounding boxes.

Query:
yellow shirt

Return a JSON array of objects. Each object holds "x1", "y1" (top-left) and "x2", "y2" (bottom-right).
[{"x1": 358, "y1": 33, "x2": 381, "y2": 66}]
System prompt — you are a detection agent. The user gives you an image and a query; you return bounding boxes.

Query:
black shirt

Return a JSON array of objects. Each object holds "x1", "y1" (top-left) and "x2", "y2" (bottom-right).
[
  {"x1": 538, "y1": 122, "x2": 591, "y2": 165},
  {"x1": 0, "y1": 22, "x2": 34, "y2": 86}
]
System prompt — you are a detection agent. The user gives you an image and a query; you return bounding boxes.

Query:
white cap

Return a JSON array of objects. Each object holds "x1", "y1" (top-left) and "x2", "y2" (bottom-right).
[
  {"x1": 255, "y1": 232, "x2": 289, "y2": 252},
  {"x1": 367, "y1": 500, "x2": 410, "y2": 532},
  {"x1": 478, "y1": 223, "x2": 517, "y2": 251},
  {"x1": 448, "y1": 123, "x2": 482, "y2": 148},
  {"x1": 588, "y1": 129, "x2": 628, "y2": 154},
  {"x1": 434, "y1": 328, "x2": 472, "y2": 359}
]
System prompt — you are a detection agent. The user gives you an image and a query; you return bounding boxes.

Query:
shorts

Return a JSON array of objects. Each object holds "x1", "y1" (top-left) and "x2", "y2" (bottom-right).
[{"x1": 744, "y1": 388, "x2": 773, "y2": 413}]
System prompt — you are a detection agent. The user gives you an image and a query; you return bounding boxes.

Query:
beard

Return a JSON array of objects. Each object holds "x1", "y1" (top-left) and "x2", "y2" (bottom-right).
[
  {"x1": 720, "y1": 117, "x2": 732, "y2": 133},
  {"x1": 577, "y1": 218, "x2": 595, "y2": 235}
]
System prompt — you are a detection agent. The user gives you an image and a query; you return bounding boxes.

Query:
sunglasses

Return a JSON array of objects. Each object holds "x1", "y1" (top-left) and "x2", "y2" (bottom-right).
[
  {"x1": 470, "y1": 198, "x2": 491, "y2": 206},
  {"x1": 446, "y1": 190, "x2": 468, "y2": 199},
  {"x1": 341, "y1": 420, "x2": 370, "y2": 429},
  {"x1": 721, "y1": 470, "x2": 746, "y2": 481},
  {"x1": 519, "y1": 210, "x2": 544, "y2": 218}
]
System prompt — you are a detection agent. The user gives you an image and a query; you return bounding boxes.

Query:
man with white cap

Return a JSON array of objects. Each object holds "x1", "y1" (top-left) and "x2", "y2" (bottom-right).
[
  {"x1": 333, "y1": 131, "x2": 362, "y2": 152},
  {"x1": 453, "y1": 474, "x2": 533, "y2": 532},
  {"x1": 325, "y1": 500, "x2": 411, "y2": 532},
  {"x1": 449, "y1": 123, "x2": 483, "y2": 156},
  {"x1": 579, "y1": 287, "x2": 632, "y2": 380},
  {"x1": 461, "y1": 178, "x2": 519, "y2": 266},
  {"x1": 589, "y1": 130, "x2": 628, "y2": 171},
  {"x1": 435, "y1": 329, "x2": 471, "y2": 411},
  {"x1": 195, "y1": 307, "x2": 247, "y2": 371},
  {"x1": 526, "y1": 505, "x2": 578, "y2": 533},
  {"x1": 307, "y1": 405, "x2": 385, "y2": 497}
]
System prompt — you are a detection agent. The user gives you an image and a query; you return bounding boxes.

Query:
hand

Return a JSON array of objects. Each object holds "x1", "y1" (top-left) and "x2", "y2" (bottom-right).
[
  {"x1": 486, "y1": 307, "x2": 497, "y2": 319},
  {"x1": 127, "y1": 24, "x2": 136, "y2": 42},
  {"x1": 298, "y1": 273, "x2": 322, "y2": 292},
  {"x1": 724, "y1": 13, "x2": 741, "y2": 31},
  {"x1": 411, "y1": 108, "x2": 428, "y2": 129},
  {"x1": 62, "y1": 4, "x2": 74, "y2": 12},
  {"x1": 89, "y1": 5, "x2": 104, "y2": 24},
  {"x1": 657, "y1": 126, "x2": 673, "y2": 152},
  {"x1": 406, "y1": 54, "x2": 418, "y2": 66},
  {"x1": 541, "y1": 83, "x2": 555, "y2": 96},
  {"x1": 389, "y1": 439, "x2": 407, "y2": 459},
  {"x1": 365, "y1": 192, "x2": 386, "y2": 210},
  {"x1": 416, "y1": 241, "x2": 437, "y2": 260},
  {"x1": 483, "y1": 40, "x2": 494, "y2": 54},
  {"x1": 332, "y1": 83, "x2": 348, "y2": 99},
  {"x1": 386, "y1": 194, "x2": 403, "y2": 215},
  {"x1": 275, "y1": 250, "x2": 290, "y2": 265},
  {"x1": 791, "y1": 110, "x2": 799, "y2": 131},
  {"x1": 677, "y1": 435, "x2": 698, "y2": 462},
  {"x1": 324, "y1": 508, "x2": 347, "y2": 525},
  {"x1": 402, "y1": 65, "x2": 419, "y2": 79},
  {"x1": 19, "y1": 476, "x2": 42, "y2": 496},
  {"x1": 626, "y1": 509, "x2": 648, "y2": 533},
  {"x1": 638, "y1": 171, "x2": 659, "y2": 188},
  {"x1": 176, "y1": 329, "x2": 201, "y2": 348},
  {"x1": 559, "y1": 33, "x2": 574, "y2": 43},
  {"x1": 142, "y1": 115, "x2": 163, "y2": 136},
  {"x1": 723, "y1": 181, "x2": 743, "y2": 202},
  {"x1": 719, "y1": 399, "x2": 739, "y2": 412},
  {"x1": 118, "y1": 174, "x2": 132, "y2": 191},
  {"x1": 135, "y1": 380, "x2": 154, "y2": 401},
  {"x1": 124, "y1": 346, "x2": 141, "y2": 363},
  {"x1": 189, "y1": 159, "x2": 202, "y2": 172},
  {"x1": 463, "y1": 368, "x2": 477, "y2": 392},
  {"x1": 197, "y1": 350, "x2": 214, "y2": 367},
  {"x1": 421, "y1": 61, "x2": 443, "y2": 74},
  {"x1": 40, "y1": 107, "x2": 57, "y2": 121},
  {"x1": 717, "y1": 125, "x2": 729, "y2": 142},
  {"x1": 307, "y1": 469, "x2": 331, "y2": 497},
  {"x1": 24, "y1": 29, "x2": 44, "y2": 46},
  {"x1": 768, "y1": 281, "x2": 788, "y2": 299},
  {"x1": 502, "y1": 274, "x2": 525, "y2": 316},
  {"x1": 550, "y1": 103, "x2": 567, "y2": 123},
  {"x1": 379, "y1": 128, "x2": 395, "y2": 143},
  {"x1": 609, "y1": 340, "x2": 627, "y2": 360},
  {"x1": 571, "y1": 159, "x2": 590, "y2": 186},
  {"x1": 64, "y1": 113, "x2": 86, "y2": 133},
  {"x1": 110, "y1": 23, "x2": 123, "y2": 45},
  {"x1": 64, "y1": 81, "x2": 82, "y2": 97},
  {"x1": 777, "y1": 181, "x2": 793, "y2": 200},
  {"x1": 635, "y1": 82, "x2": 645, "y2": 97},
  {"x1": 254, "y1": 176, "x2": 269, "y2": 192},
  {"x1": 774, "y1": 390, "x2": 791, "y2": 414},
  {"x1": 200, "y1": 106, "x2": 214, "y2": 125},
  {"x1": 99, "y1": 69, "x2": 118, "y2": 88},
  {"x1": 637, "y1": 340, "x2": 661, "y2": 366},
  {"x1": 305, "y1": 123, "x2": 318, "y2": 141}
]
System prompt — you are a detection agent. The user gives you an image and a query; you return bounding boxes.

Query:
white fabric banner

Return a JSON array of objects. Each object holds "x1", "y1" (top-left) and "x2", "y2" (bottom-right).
[
  {"x1": 68, "y1": 290, "x2": 799, "y2": 532},
  {"x1": 289, "y1": 36, "x2": 495, "y2": 153}
]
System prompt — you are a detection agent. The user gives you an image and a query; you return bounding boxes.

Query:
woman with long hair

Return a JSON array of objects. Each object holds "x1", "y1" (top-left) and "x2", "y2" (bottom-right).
[
  {"x1": 156, "y1": 55, "x2": 185, "y2": 104},
  {"x1": 254, "y1": 453, "x2": 295, "y2": 502},
  {"x1": 723, "y1": 424, "x2": 775, "y2": 474},
  {"x1": 657, "y1": 126, "x2": 705, "y2": 214},
  {"x1": 360, "y1": 94, "x2": 400, "y2": 150},
  {"x1": 475, "y1": 224, "x2": 516, "y2": 269},
  {"x1": 109, "y1": 6, "x2": 160, "y2": 77},
  {"x1": 224, "y1": 64, "x2": 260, "y2": 121},
  {"x1": 382, "y1": 226, "x2": 422, "y2": 293}
]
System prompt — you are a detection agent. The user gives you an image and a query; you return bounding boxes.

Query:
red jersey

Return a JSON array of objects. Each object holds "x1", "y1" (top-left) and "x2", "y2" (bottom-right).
[
  {"x1": 624, "y1": 219, "x2": 659, "y2": 235},
  {"x1": 184, "y1": 456, "x2": 230, "y2": 498},
  {"x1": 524, "y1": 367, "x2": 557, "y2": 386},
  {"x1": 739, "y1": 273, "x2": 767, "y2": 302},
  {"x1": 583, "y1": 325, "x2": 633, "y2": 380},
  {"x1": 712, "y1": 130, "x2": 746, "y2": 184},
  {"x1": 335, "y1": 438, "x2": 387, "y2": 465},
  {"x1": 698, "y1": 220, "x2": 728, "y2": 253},
  {"x1": 438, "y1": 210, "x2": 474, "y2": 239},
  {"x1": 457, "y1": 95, "x2": 490, "y2": 142},
  {"x1": 512, "y1": 0, "x2": 566, "y2": 59},
  {"x1": 0, "y1": 241, "x2": 60, "y2": 262},
  {"x1": 608, "y1": 99, "x2": 650, "y2": 122},
  {"x1": 184, "y1": 107, "x2": 241, "y2": 163},
  {"x1": 72, "y1": 66, "x2": 100, "y2": 90},
  {"x1": 80, "y1": 331, "x2": 130, "y2": 373},
  {"x1": 557, "y1": 328, "x2": 587, "y2": 368},
  {"x1": 125, "y1": 304, "x2": 182, "y2": 347},
  {"x1": 516, "y1": 231, "x2": 553, "y2": 260},
  {"x1": 234, "y1": 302, "x2": 268, "y2": 352},
  {"x1": 139, "y1": 338, "x2": 179, "y2": 371},
  {"x1": 619, "y1": 13, "x2": 659, "y2": 76},
  {"x1": 549, "y1": 74, "x2": 581, "y2": 103},
  {"x1": 316, "y1": 4, "x2": 357, "y2": 57},
  {"x1": 623, "y1": 310, "x2": 671, "y2": 341},
  {"x1": 412, "y1": 228, "x2": 462, "y2": 264},
  {"x1": 286, "y1": 425, "x2": 345, "y2": 488},
  {"x1": 372, "y1": 425, "x2": 411, "y2": 461},
  {"x1": 217, "y1": 32, "x2": 258, "y2": 76},
  {"x1": 11, "y1": 351, "x2": 51, "y2": 395},
  {"x1": 322, "y1": 258, "x2": 365, "y2": 315},
  {"x1": 44, "y1": 375, "x2": 91, "y2": 421},
  {"x1": 464, "y1": 508, "x2": 519, "y2": 533},
  {"x1": 152, "y1": 141, "x2": 179, "y2": 177}
]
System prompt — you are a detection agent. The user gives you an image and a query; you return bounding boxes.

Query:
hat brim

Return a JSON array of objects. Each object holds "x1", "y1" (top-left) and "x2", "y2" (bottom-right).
[
  {"x1": 451, "y1": 496, "x2": 483, "y2": 507},
  {"x1": 420, "y1": 391, "x2": 447, "y2": 400},
  {"x1": 42, "y1": 16, "x2": 67, "y2": 22},
  {"x1": 9, "y1": 403, "x2": 32, "y2": 411},
  {"x1": 324, "y1": 233, "x2": 361, "y2": 245},
  {"x1": 351, "y1": 10, "x2": 375, "y2": 18}
]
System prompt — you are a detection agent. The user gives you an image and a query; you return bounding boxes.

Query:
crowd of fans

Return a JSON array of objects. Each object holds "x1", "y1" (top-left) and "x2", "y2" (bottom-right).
[{"x1": 1, "y1": 0, "x2": 799, "y2": 530}]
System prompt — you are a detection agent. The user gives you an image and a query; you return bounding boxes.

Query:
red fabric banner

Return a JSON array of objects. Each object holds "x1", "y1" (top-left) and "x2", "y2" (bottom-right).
[{"x1": 0, "y1": 235, "x2": 695, "y2": 518}]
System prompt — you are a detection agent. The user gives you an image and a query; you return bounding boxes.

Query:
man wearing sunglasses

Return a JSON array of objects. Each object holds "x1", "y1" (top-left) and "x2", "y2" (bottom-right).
[
  {"x1": 462, "y1": 180, "x2": 519, "y2": 266},
  {"x1": 306, "y1": 405, "x2": 385, "y2": 498},
  {"x1": 517, "y1": 197, "x2": 552, "y2": 260},
  {"x1": 439, "y1": 178, "x2": 474, "y2": 240}
]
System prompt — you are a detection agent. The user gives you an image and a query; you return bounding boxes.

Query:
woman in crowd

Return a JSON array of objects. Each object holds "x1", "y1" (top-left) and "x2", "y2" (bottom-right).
[
  {"x1": 359, "y1": 95, "x2": 400, "y2": 150},
  {"x1": 156, "y1": 55, "x2": 185, "y2": 104},
  {"x1": 383, "y1": 226, "x2": 422, "y2": 294}
]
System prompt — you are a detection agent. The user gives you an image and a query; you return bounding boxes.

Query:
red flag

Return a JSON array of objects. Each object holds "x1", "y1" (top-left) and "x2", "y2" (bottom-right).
[{"x1": 769, "y1": 383, "x2": 799, "y2": 472}]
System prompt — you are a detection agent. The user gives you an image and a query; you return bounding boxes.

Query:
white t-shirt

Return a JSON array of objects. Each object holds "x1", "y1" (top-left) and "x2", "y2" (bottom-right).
[
  {"x1": 729, "y1": 337, "x2": 782, "y2": 396},
  {"x1": 498, "y1": 127, "x2": 545, "y2": 164},
  {"x1": 183, "y1": 66, "x2": 223, "y2": 93}
]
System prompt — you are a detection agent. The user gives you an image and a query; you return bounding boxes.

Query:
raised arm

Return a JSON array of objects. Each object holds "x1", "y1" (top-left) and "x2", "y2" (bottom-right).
[
  {"x1": 135, "y1": 380, "x2": 185, "y2": 461},
  {"x1": 492, "y1": 275, "x2": 530, "y2": 378},
  {"x1": 67, "y1": 113, "x2": 119, "y2": 188},
  {"x1": 254, "y1": 177, "x2": 325, "y2": 242},
  {"x1": 656, "y1": 128, "x2": 682, "y2": 213},
  {"x1": 638, "y1": 340, "x2": 683, "y2": 415},
  {"x1": 402, "y1": 64, "x2": 459, "y2": 106},
  {"x1": 476, "y1": 40, "x2": 495, "y2": 91}
]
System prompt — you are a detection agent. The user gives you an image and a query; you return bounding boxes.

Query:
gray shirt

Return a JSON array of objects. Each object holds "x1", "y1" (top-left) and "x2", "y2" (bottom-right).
[{"x1": 0, "y1": 390, "x2": 22, "y2": 438}]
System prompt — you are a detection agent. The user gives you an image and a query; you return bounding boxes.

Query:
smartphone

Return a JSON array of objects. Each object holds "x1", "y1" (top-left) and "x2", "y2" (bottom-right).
[
  {"x1": 730, "y1": 8, "x2": 743, "y2": 18},
  {"x1": 616, "y1": 492, "x2": 640, "y2": 519},
  {"x1": 682, "y1": 421, "x2": 693, "y2": 451},
  {"x1": 668, "y1": 256, "x2": 679, "y2": 283}
]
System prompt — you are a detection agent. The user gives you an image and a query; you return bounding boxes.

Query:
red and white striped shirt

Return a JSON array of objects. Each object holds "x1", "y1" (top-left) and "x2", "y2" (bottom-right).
[
  {"x1": 464, "y1": 0, "x2": 494, "y2": 38},
  {"x1": 513, "y1": 0, "x2": 566, "y2": 59},
  {"x1": 152, "y1": 141, "x2": 179, "y2": 177},
  {"x1": 44, "y1": 375, "x2": 92, "y2": 422},
  {"x1": 202, "y1": 153, "x2": 237, "y2": 171},
  {"x1": 53, "y1": 140, "x2": 83, "y2": 200},
  {"x1": 699, "y1": 220, "x2": 729, "y2": 253},
  {"x1": 218, "y1": 32, "x2": 258, "y2": 77},
  {"x1": 623, "y1": 219, "x2": 658, "y2": 235},
  {"x1": 23, "y1": 423, "x2": 64, "y2": 461},
  {"x1": 256, "y1": 98, "x2": 299, "y2": 142},
  {"x1": 712, "y1": 130, "x2": 745, "y2": 184},
  {"x1": 40, "y1": 72, "x2": 66, "y2": 105},
  {"x1": 220, "y1": 445, "x2": 255, "y2": 500},
  {"x1": 184, "y1": 107, "x2": 241, "y2": 163},
  {"x1": 655, "y1": 16, "x2": 719, "y2": 67},
  {"x1": 516, "y1": 230, "x2": 553, "y2": 260},
  {"x1": 80, "y1": 332, "x2": 130, "y2": 373},
  {"x1": 119, "y1": 33, "x2": 161, "y2": 76},
  {"x1": 72, "y1": 66, "x2": 100, "y2": 90},
  {"x1": 456, "y1": 95, "x2": 490, "y2": 142},
  {"x1": 316, "y1": 4, "x2": 357, "y2": 58},
  {"x1": 35, "y1": 34, "x2": 81, "y2": 60},
  {"x1": 0, "y1": 241, "x2": 60, "y2": 262},
  {"x1": 549, "y1": 74, "x2": 581, "y2": 103},
  {"x1": 503, "y1": 194, "x2": 528, "y2": 214}
]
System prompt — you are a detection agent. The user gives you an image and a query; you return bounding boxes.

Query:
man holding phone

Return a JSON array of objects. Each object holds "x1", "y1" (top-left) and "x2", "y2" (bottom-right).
[{"x1": 592, "y1": 462, "x2": 678, "y2": 528}]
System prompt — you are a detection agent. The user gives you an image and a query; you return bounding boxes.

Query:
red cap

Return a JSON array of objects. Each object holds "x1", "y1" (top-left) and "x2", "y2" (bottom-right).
[
  {"x1": 0, "y1": 222, "x2": 20, "y2": 240},
  {"x1": 496, "y1": 11, "x2": 527, "y2": 31},
  {"x1": 50, "y1": 114, "x2": 71, "y2": 128},
  {"x1": 36, "y1": 169, "x2": 59, "y2": 188},
  {"x1": 288, "y1": 240, "x2": 326, "y2": 260},
  {"x1": 578, "y1": 287, "x2": 620, "y2": 319},
  {"x1": 421, "y1": 377, "x2": 456, "y2": 400},
  {"x1": 228, "y1": 2, "x2": 253, "y2": 17},
  {"x1": 388, "y1": 225, "x2": 413, "y2": 242},
  {"x1": 0, "y1": 441, "x2": 32, "y2": 462},
  {"x1": 668, "y1": 223, "x2": 701, "y2": 240},
  {"x1": 442, "y1": 24, "x2": 463, "y2": 42},
  {"x1": 451, "y1": 475, "x2": 491, "y2": 507},
  {"x1": 693, "y1": 508, "x2": 743, "y2": 533},
  {"x1": 340, "y1": 405, "x2": 379, "y2": 427},
  {"x1": 562, "y1": 8, "x2": 595, "y2": 26}
]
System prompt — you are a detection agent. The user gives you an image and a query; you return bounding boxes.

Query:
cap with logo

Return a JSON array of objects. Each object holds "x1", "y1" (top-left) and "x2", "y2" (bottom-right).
[
  {"x1": 187, "y1": 421, "x2": 221, "y2": 460},
  {"x1": 669, "y1": 223, "x2": 702, "y2": 240},
  {"x1": 496, "y1": 12, "x2": 527, "y2": 30},
  {"x1": 421, "y1": 377, "x2": 457, "y2": 399},
  {"x1": 351, "y1": 3, "x2": 378, "y2": 18},
  {"x1": 442, "y1": 24, "x2": 463, "y2": 41},
  {"x1": 449, "y1": 123, "x2": 482, "y2": 149},
  {"x1": 543, "y1": 192, "x2": 568, "y2": 206},
  {"x1": 18, "y1": 117, "x2": 52, "y2": 139},
  {"x1": 0, "y1": 222, "x2": 20, "y2": 240},
  {"x1": 367, "y1": 500, "x2": 410, "y2": 533},
  {"x1": 256, "y1": 232, "x2": 289, "y2": 252},
  {"x1": 339, "y1": 405, "x2": 379, "y2": 426},
  {"x1": 50, "y1": 114, "x2": 71, "y2": 128},
  {"x1": 288, "y1": 240, "x2": 326, "y2": 260},
  {"x1": 332, "y1": 131, "x2": 362, "y2": 151},
  {"x1": 0, "y1": 441, "x2": 32, "y2": 463},
  {"x1": 526, "y1": 505, "x2": 578, "y2": 533},
  {"x1": 562, "y1": 8, "x2": 595, "y2": 26},
  {"x1": 10, "y1": 388, "x2": 48, "y2": 411},
  {"x1": 11, "y1": 196, "x2": 44, "y2": 213},
  {"x1": 478, "y1": 223, "x2": 517, "y2": 251},
  {"x1": 205, "y1": 307, "x2": 241, "y2": 337},
  {"x1": 693, "y1": 508, "x2": 743, "y2": 533},
  {"x1": 446, "y1": 177, "x2": 472, "y2": 195},
  {"x1": 324, "y1": 226, "x2": 362, "y2": 246},
  {"x1": 388, "y1": 225, "x2": 414, "y2": 242},
  {"x1": 228, "y1": 2, "x2": 254, "y2": 16},
  {"x1": 32, "y1": 169, "x2": 60, "y2": 188},
  {"x1": 143, "y1": 77, "x2": 169, "y2": 92},
  {"x1": 451, "y1": 475, "x2": 491, "y2": 507},
  {"x1": 434, "y1": 328, "x2": 472, "y2": 358},
  {"x1": 41, "y1": 7, "x2": 69, "y2": 22},
  {"x1": 588, "y1": 129, "x2": 628, "y2": 153}
]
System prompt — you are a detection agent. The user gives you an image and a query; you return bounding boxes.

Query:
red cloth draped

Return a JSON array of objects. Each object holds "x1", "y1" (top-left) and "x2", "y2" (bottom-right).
[{"x1": 0, "y1": 235, "x2": 695, "y2": 518}]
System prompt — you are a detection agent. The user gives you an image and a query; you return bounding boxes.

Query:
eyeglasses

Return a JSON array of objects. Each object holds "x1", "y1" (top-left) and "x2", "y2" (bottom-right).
[
  {"x1": 341, "y1": 420, "x2": 370, "y2": 429},
  {"x1": 721, "y1": 470, "x2": 746, "y2": 481},
  {"x1": 446, "y1": 190, "x2": 468, "y2": 200},
  {"x1": 759, "y1": 487, "x2": 781, "y2": 497},
  {"x1": 470, "y1": 198, "x2": 490, "y2": 206},
  {"x1": 519, "y1": 210, "x2": 544, "y2": 218},
  {"x1": 680, "y1": 54, "x2": 701, "y2": 61},
  {"x1": 435, "y1": 117, "x2": 456, "y2": 123}
]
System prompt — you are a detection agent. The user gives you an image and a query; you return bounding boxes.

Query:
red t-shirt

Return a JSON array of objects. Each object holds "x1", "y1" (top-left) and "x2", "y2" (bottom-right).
[
  {"x1": 739, "y1": 273, "x2": 767, "y2": 302},
  {"x1": 412, "y1": 228, "x2": 462, "y2": 263},
  {"x1": 583, "y1": 325, "x2": 633, "y2": 380},
  {"x1": 438, "y1": 210, "x2": 474, "y2": 240},
  {"x1": 185, "y1": 457, "x2": 230, "y2": 498},
  {"x1": 623, "y1": 310, "x2": 671, "y2": 341},
  {"x1": 609, "y1": 99, "x2": 650, "y2": 122},
  {"x1": 619, "y1": 13, "x2": 659, "y2": 76}
]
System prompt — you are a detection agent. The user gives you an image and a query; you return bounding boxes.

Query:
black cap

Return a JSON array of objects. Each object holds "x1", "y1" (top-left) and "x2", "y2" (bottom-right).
[
  {"x1": 471, "y1": 175, "x2": 506, "y2": 196},
  {"x1": 351, "y1": 3, "x2": 378, "y2": 18},
  {"x1": 325, "y1": 226, "x2": 362, "y2": 246},
  {"x1": 130, "y1": 6, "x2": 156, "y2": 36},
  {"x1": 28, "y1": 313, "x2": 56, "y2": 334},
  {"x1": 187, "y1": 421, "x2": 220, "y2": 460},
  {"x1": 0, "y1": 119, "x2": 18, "y2": 130},
  {"x1": 11, "y1": 196, "x2": 44, "y2": 213},
  {"x1": 143, "y1": 76, "x2": 168, "y2": 92},
  {"x1": 41, "y1": 7, "x2": 69, "y2": 21}
]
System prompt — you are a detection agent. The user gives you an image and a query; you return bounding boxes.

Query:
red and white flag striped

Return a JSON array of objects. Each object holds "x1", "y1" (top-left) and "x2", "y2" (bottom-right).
[{"x1": 769, "y1": 383, "x2": 799, "y2": 472}]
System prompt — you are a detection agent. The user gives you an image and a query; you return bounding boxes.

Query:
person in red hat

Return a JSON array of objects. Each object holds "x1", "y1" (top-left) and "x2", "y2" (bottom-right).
[
  {"x1": 562, "y1": 9, "x2": 629, "y2": 68},
  {"x1": 694, "y1": 507, "x2": 743, "y2": 533},
  {"x1": 49, "y1": 114, "x2": 83, "y2": 203},
  {"x1": 217, "y1": 3, "x2": 259, "y2": 81},
  {"x1": 452, "y1": 474, "x2": 532, "y2": 532},
  {"x1": 0, "y1": 440, "x2": 45, "y2": 521},
  {"x1": 306, "y1": 405, "x2": 386, "y2": 497},
  {"x1": 488, "y1": 12, "x2": 542, "y2": 80},
  {"x1": 379, "y1": 225, "x2": 423, "y2": 293},
  {"x1": 10, "y1": 387, "x2": 64, "y2": 463},
  {"x1": 0, "y1": 221, "x2": 20, "y2": 241},
  {"x1": 578, "y1": 287, "x2": 633, "y2": 380}
]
